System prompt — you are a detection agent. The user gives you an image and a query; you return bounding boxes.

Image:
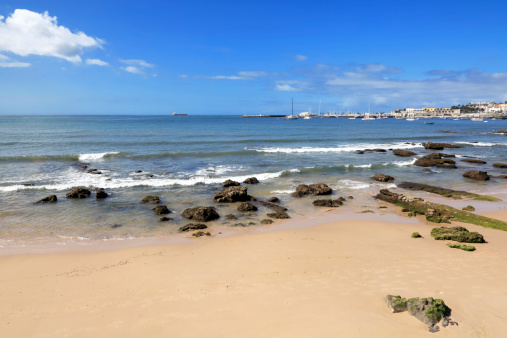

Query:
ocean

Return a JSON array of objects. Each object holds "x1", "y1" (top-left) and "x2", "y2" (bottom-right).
[{"x1": 0, "y1": 115, "x2": 506, "y2": 248}]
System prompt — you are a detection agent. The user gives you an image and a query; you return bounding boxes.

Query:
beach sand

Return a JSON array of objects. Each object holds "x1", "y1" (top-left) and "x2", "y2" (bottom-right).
[{"x1": 1, "y1": 209, "x2": 507, "y2": 337}]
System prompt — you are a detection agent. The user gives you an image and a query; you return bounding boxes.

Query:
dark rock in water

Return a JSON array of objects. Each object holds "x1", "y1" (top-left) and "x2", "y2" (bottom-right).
[
  {"x1": 414, "y1": 153, "x2": 456, "y2": 168},
  {"x1": 255, "y1": 200, "x2": 288, "y2": 213},
  {"x1": 291, "y1": 183, "x2": 332, "y2": 198},
  {"x1": 182, "y1": 206, "x2": 220, "y2": 222},
  {"x1": 440, "y1": 130, "x2": 457, "y2": 133},
  {"x1": 96, "y1": 188, "x2": 109, "y2": 199},
  {"x1": 134, "y1": 170, "x2": 143, "y2": 173},
  {"x1": 355, "y1": 150, "x2": 365, "y2": 154},
  {"x1": 267, "y1": 211, "x2": 290, "y2": 219},
  {"x1": 66, "y1": 187, "x2": 91, "y2": 198},
  {"x1": 493, "y1": 163, "x2": 507, "y2": 168},
  {"x1": 237, "y1": 202, "x2": 258, "y2": 212},
  {"x1": 160, "y1": 217, "x2": 171, "y2": 222},
  {"x1": 267, "y1": 196, "x2": 280, "y2": 203},
  {"x1": 436, "y1": 163, "x2": 457, "y2": 169},
  {"x1": 422, "y1": 142, "x2": 461, "y2": 150},
  {"x1": 243, "y1": 177, "x2": 259, "y2": 184},
  {"x1": 225, "y1": 214, "x2": 237, "y2": 220},
  {"x1": 348, "y1": 196, "x2": 354, "y2": 199},
  {"x1": 423, "y1": 153, "x2": 456, "y2": 159},
  {"x1": 497, "y1": 129, "x2": 507, "y2": 134},
  {"x1": 153, "y1": 205, "x2": 170, "y2": 215},
  {"x1": 373, "y1": 148, "x2": 387, "y2": 152},
  {"x1": 141, "y1": 195, "x2": 160, "y2": 204},
  {"x1": 36, "y1": 195, "x2": 57, "y2": 203},
  {"x1": 111, "y1": 224, "x2": 123, "y2": 229},
  {"x1": 392, "y1": 149, "x2": 417, "y2": 157},
  {"x1": 312, "y1": 199, "x2": 343, "y2": 207},
  {"x1": 87, "y1": 168, "x2": 98, "y2": 173},
  {"x1": 222, "y1": 179, "x2": 240, "y2": 187},
  {"x1": 371, "y1": 173, "x2": 395, "y2": 183},
  {"x1": 463, "y1": 170, "x2": 490, "y2": 181},
  {"x1": 214, "y1": 186, "x2": 250, "y2": 203},
  {"x1": 461, "y1": 159, "x2": 487, "y2": 164},
  {"x1": 261, "y1": 219, "x2": 273, "y2": 224},
  {"x1": 179, "y1": 223, "x2": 208, "y2": 232}
]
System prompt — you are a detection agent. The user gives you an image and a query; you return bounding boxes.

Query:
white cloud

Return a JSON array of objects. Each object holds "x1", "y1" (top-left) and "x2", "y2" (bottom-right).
[
  {"x1": 355, "y1": 64, "x2": 403, "y2": 74},
  {"x1": 178, "y1": 74, "x2": 189, "y2": 78},
  {"x1": 122, "y1": 66, "x2": 144, "y2": 74},
  {"x1": 205, "y1": 70, "x2": 270, "y2": 80},
  {"x1": 294, "y1": 54, "x2": 307, "y2": 61},
  {"x1": 209, "y1": 75, "x2": 246, "y2": 80},
  {"x1": 0, "y1": 9, "x2": 103, "y2": 63},
  {"x1": 0, "y1": 52, "x2": 30, "y2": 67},
  {"x1": 120, "y1": 59, "x2": 155, "y2": 68},
  {"x1": 275, "y1": 84, "x2": 301, "y2": 91},
  {"x1": 237, "y1": 71, "x2": 268, "y2": 77},
  {"x1": 86, "y1": 58, "x2": 109, "y2": 66}
]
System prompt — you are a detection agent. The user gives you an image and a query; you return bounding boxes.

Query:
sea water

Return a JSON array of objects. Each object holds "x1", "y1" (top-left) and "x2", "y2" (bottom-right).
[{"x1": 0, "y1": 115, "x2": 506, "y2": 247}]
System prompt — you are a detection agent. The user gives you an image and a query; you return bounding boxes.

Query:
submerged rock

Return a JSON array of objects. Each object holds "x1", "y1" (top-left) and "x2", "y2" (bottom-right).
[
  {"x1": 237, "y1": 202, "x2": 258, "y2": 212},
  {"x1": 312, "y1": 199, "x2": 343, "y2": 207},
  {"x1": 153, "y1": 205, "x2": 170, "y2": 215},
  {"x1": 222, "y1": 179, "x2": 240, "y2": 187},
  {"x1": 214, "y1": 186, "x2": 250, "y2": 203},
  {"x1": 267, "y1": 196, "x2": 280, "y2": 203},
  {"x1": 182, "y1": 206, "x2": 220, "y2": 222},
  {"x1": 96, "y1": 188, "x2": 109, "y2": 199},
  {"x1": 179, "y1": 223, "x2": 208, "y2": 232},
  {"x1": 463, "y1": 170, "x2": 490, "y2": 181},
  {"x1": 141, "y1": 195, "x2": 160, "y2": 204},
  {"x1": 493, "y1": 163, "x2": 507, "y2": 168},
  {"x1": 461, "y1": 159, "x2": 487, "y2": 164},
  {"x1": 371, "y1": 173, "x2": 395, "y2": 183},
  {"x1": 392, "y1": 149, "x2": 417, "y2": 157},
  {"x1": 35, "y1": 195, "x2": 57, "y2": 203}
]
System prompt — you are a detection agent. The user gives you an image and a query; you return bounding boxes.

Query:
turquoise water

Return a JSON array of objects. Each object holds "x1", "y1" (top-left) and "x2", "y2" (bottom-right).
[{"x1": 0, "y1": 115, "x2": 506, "y2": 246}]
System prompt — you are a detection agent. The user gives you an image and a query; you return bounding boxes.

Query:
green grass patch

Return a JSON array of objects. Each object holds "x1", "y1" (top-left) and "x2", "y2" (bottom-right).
[{"x1": 447, "y1": 243, "x2": 476, "y2": 251}]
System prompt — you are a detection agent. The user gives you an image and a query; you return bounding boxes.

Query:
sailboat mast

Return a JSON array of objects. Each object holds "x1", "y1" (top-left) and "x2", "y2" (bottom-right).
[{"x1": 292, "y1": 98, "x2": 293, "y2": 116}]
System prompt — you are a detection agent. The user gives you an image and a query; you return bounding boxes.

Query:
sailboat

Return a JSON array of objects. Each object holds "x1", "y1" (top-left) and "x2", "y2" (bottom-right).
[
  {"x1": 362, "y1": 103, "x2": 375, "y2": 120},
  {"x1": 284, "y1": 98, "x2": 298, "y2": 120}
]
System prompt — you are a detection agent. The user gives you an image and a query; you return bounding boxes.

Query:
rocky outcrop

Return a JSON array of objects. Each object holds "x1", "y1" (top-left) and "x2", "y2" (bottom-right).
[
  {"x1": 66, "y1": 187, "x2": 91, "y2": 198},
  {"x1": 497, "y1": 129, "x2": 507, "y2": 134},
  {"x1": 182, "y1": 206, "x2": 220, "y2": 222},
  {"x1": 396, "y1": 181, "x2": 490, "y2": 200},
  {"x1": 392, "y1": 149, "x2": 417, "y2": 157},
  {"x1": 214, "y1": 186, "x2": 250, "y2": 203},
  {"x1": 225, "y1": 214, "x2": 237, "y2": 220},
  {"x1": 431, "y1": 226, "x2": 485, "y2": 243},
  {"x1": 255, "y1": 200, "x2": 288, "y2": 213},
  {"x1": 222, "y1": 179, "x2": 240, "y2": 187},
  {"x1": 96, "y1": 188, "x2": 109, "y2": 199},
  {"x1": 179, "y1": 223, "x2": 208, "y2": 232},
  {"x1": 461, "y1": 159, "x2": 487, "y2": 164},
  {"x1": 237, "y1": 202, "x2": 258, "y2": 212},
  {"x1": 243, "y1": 177, "x2": 259, "y2": 184},
  {"x1": 260, "y1": 219, "x2": 273, "y2": 224},
  {"x1": 414, "y1": 153, "x2": 457, "y2": 168},
  {"x1": 141, "y1": 195, "x2": 160, "y2": 204},
  {"x1": 386, "y1": 295, "x2": 452, "y2": 330},
  {"x1": 267, "y1": 197, "x2": 280, "y2": 203},
  {"x1": 267, "y1": 211, "x2": 290, "y2": 219},
  {"x1": 493, "y1": 163, "x2": 507, "y2": 168},
  {"x1": 291, "y1": 183, "x2": 332, "y2": 198},
  {"x1": 153, "y1": 205, "x2": 170, "y2": 215},
  {"x1": 422, "y1": 142, "x2": 461, "y2": 150},
  {"x1": 371, "y1": 173, "x2": 395, "y2": 183},
  {"x1": 463, "y1": 170, "x2": 490, "y2": 181},
  {"x1": 312, "y1": 199, "x2": 343, "y2": 207},
  {"x1": 36, "y1": 195, "x2": 57, "y2": 203}
]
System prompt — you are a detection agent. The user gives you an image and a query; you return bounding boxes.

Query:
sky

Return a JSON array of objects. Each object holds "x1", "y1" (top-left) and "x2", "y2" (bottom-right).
[{"x1": 0, "y1": 0, "x2": 506, "y2": 115}]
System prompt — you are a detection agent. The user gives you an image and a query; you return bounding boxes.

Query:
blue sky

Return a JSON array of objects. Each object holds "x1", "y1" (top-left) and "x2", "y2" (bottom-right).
[{"x1": 1, "y1": 0, "x2": 506, "y2": 114}]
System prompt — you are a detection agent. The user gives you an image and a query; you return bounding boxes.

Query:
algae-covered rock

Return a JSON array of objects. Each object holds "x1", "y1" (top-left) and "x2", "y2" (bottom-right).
[
  {"x1": 407, "y1": 297, "x2": 450, "y2": 327},
  {"x1": 447, "y1": 243, "x2": 476, "y2": 251},
  {"x1": 430, "y1": 226, "x2": 485, "y2": 243},
  {"x1": 385, "y1": 295, "x2": 408, "y2": 313},
  {"x1": 267, "y1": 211, "x2": 290, "y2": 219},
  {"x1": 411, "y1": 232, "x2": 422, "y2": 238},
  {"x1": 192, "y1": 231, "x2": 210, "y2": 237},
  {"x1": 291, "y1": 183, "x2": 332, "y2": 198},
  {"x1": 182, "y1": 206, "x2": 220, "y2": 222},
  {"x1": 260, "y1": 219, "x2": 273, "y2": 224},
  {"x1": 312, "y1": 199, "x2": 343, "y2": 207},
  {"x1": 462, "y1": 205, "x2": 475, "y2": 211},
  {"x1": 179, "y1": 223, "x2": 208, "y2": 232}
]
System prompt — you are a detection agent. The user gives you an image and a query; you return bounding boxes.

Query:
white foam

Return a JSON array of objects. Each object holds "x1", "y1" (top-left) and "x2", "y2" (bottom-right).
[
  {"x1": 271, "y1": 190, "x2": 294, "y2": 194},
  {"x1": 354, "y1": 164, "x2": 372, "y2": 168},
  {"x1": 337, "y1": 179, "x2": 370, "y2": 190},
  {"x1": 78, "y1": 152, "x2": 120, "y2": 162},
  {"x1": 390, "y1": 159, "x2": 416, "y2": 167},
  {"x1": 455, "y1": 141, "x2": 507, "y2": 147},
  {"x1": 195, "y1": 165, "x2": 247, "y2": 176},
  {"x1": 250, "y1": 142, "x2": 421, "y2": 154}
]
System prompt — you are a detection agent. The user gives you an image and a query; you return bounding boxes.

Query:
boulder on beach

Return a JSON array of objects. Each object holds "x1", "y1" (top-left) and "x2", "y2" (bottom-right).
[
  {"x1": 35, "y1": 195, "x2": 57, "y2": 203},
  {"x1": 267, "y1": 211, "x2": 290, "y2": 219},
  {"x1": 371, "y1": 173, "x2": 395, "y2": 183},
  {"x1": 222, "y1": 179, "x2": 240, "y2": 187},
  {"x1": 178, "y1": 223, "x2": 208, "y2": 232},
  {"x1": 96, "y1": 188, "x2": 109, "y2": 199},
  {"x1": 237, "y1": 202, "x2": 258, "y2": 212},
  {"x1": 312, "y1": 199, "x2": 343, "y2": 207},
  {"x1": 153, "y1": 205, "x2": 170, "y2": 215},
  {"x1": 65, "y1": 187, "x2": 91, "y2": 199},
  {"x1": 385, "y1": 295, "x2": 452, "y2": 330},
  {"x1": 243, "y1": 177, "x2": 259, "y2": 184},
  {"x1": 291, "y1": 183, "x2": 332, "y2": 198},
  {"x1": 392, "y1": 149, "x2": 417, "y2": 157},
  {"x1": 463, "y1": 170, "x2": 490, "y2": 181},
  {"x1": 141, "y1": 195, "x2": 160, "y2": 204},
  {"x1": 181, "y1": 206, "x2": 220, "y2": 222},
  {"x1": 214, "y1": 186, "x2": 250, "y2": 203}
]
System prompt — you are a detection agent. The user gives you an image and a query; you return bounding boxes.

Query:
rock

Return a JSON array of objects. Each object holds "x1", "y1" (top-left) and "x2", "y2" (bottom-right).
[
  {"x1": 312, "y1": 199, "x2": 343, "y2": 207},
  {"x1": 160, "y1": 217, "x2": 171, "y2": 221},
  {"x1": 222, "y1": 179, "x2": 240, "y2": 187},
  {"x1": 348, "y1": 196, "x2": 354, "y2": 199},
  {"x1": 36, "y1": 195, "x2": 58, "y2": 203},
  {"x1": 237, "y1": 202, "x2": 258, "y2": 212},
  {"x1": 267, "y1": 197, "x2": 280, "y2": 203},
  {"x1": 385, "y1": 295, "x2": 408, "y2": 313},
  {"x1": 497, "y1": 129, "x2": 507, "y2": 134},
  {"x1": 267, "y1": 211, "x2": 290, "y2": 219},
  {"x1": 260, "y1": 219, "x2": 273, "y2": 224},
  {"x1": 182, "y1": 206, "x2": 220, "y2": 222},
  {"x1": 414, "y1": 153, "x2": 456, "y2": 168},
  {"x1": 440, "y1": 130, "x2": 457, "y2": 133},
  {"x1": 141, "y1": 195, "x2": 160, "y2": 204},
  {"x1": 225, "y1": 214, "x2": 237, "y2": 220},
  {"x1": 153, "y1": 205, "x2": 170, "y2": 215},
  {"x1": 371, "y1": 173, "x2": 395, "y2": 183},
  {"x1": 407, "y1": 297, "x2": 450, "y2": 328},
  {"x1": 355, "y1": 150, "x2": 365, "y2": 154},
  {"x1": 461, "y1": 159, "x2": 487, "y2": 164},
  {"x1": 214, "y1": 186, "x2": 250, "y2": 203},
  {"x1": 243, "y1": 177, "x2": 259, "y2": 184},
  {"x1": 134, "y1": 170, "x2": 143, "y2": 173},
  {"x1": 179, "y1": 223, "x2": 208, "y2": 232},
  {"x1": 291, "y1": 183, "x2": 332, "y2": 198},
  {"x1": 463, "y1": 170, "x2": 490, "y2": 181},
  {"x1": 96, "y1": 188, "x2": 109, "y2": 199},
  {"x1": 65, "y1": 187, "x2": 91, "y2": 198},
  {"x1": 422, "y1": 142, "x2": 461, "y2": 150},
  {"x1": 373, "y1": 148, "x2": 387, "y2": 152},
  {"x1": 255, "y1": 200, "x2": 288, "y2": 213},
  {"x1": 192, "y1": 231, "x2": 211, "y2": 237},
  {"x1": 431, "y1": 226, "x2": 485, "y2": 243},
  {"x1": 87, "y1": 168, "x2": 98, "y2": 173},
  {"x1": 392, "y1": 149, "x2": 417, "y2": 157},
  {"x1": 493, "y1": 163, "x2": 507, "y2": 168}
]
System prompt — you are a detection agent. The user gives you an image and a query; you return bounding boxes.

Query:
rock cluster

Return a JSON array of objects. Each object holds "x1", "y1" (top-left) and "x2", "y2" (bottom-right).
[{"x1": 291, "y1": 183, "x2": 332, "y2": 198}]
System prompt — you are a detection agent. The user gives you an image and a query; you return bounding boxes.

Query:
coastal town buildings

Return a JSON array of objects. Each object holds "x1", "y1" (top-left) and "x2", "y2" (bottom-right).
[{"x1": 391, "y1": 101, "x2": 507, "y2": 119}]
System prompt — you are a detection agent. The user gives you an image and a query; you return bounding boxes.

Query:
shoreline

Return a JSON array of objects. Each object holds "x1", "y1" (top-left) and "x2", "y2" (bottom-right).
[{"x1": 1, "y1": 207, "x2": 507, "y2": 337}]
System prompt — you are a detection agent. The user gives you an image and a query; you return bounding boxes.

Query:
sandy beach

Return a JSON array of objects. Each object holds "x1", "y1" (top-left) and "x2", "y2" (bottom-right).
[{"x1": 1, "y1": 208, "x2": 507, "y2": 337}]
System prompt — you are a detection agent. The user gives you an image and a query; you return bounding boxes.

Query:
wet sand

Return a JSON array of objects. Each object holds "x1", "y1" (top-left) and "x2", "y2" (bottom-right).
[{"x1": 1, "y1": 208, "x2": 507, "y2": 337}]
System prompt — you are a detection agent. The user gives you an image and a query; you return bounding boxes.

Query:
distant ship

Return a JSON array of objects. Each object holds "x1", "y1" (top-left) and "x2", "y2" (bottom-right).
[{"x1": 172, "y1": 112, "x2": 188, "y2": 116}]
